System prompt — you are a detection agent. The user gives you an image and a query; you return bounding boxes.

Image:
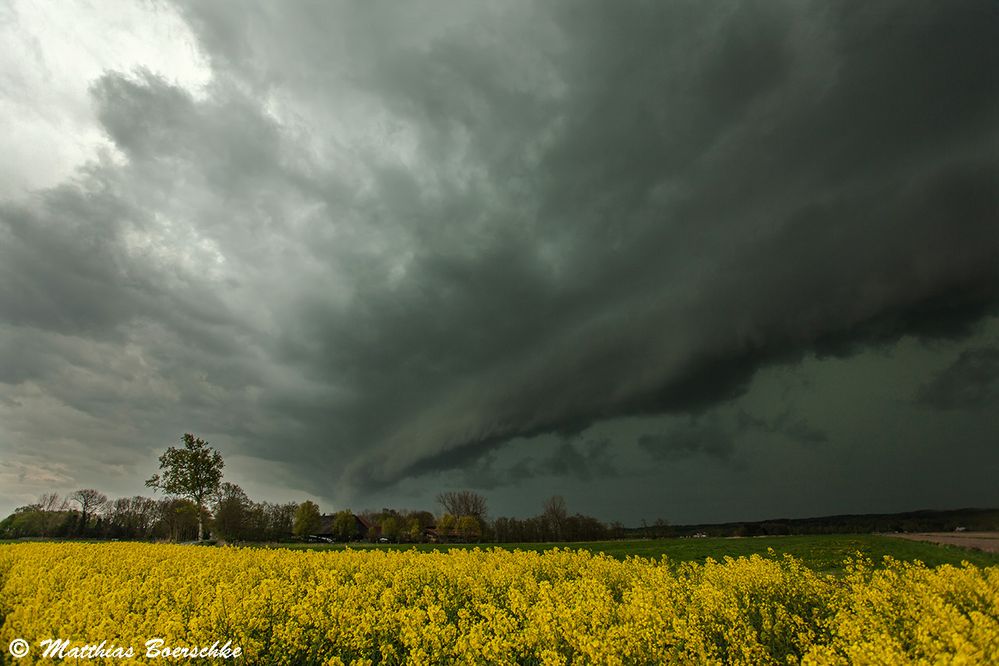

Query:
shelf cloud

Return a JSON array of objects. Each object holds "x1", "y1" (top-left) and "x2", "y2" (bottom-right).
[{"x1": 1, "y1": 0, "x2": 997, "y2": 518}]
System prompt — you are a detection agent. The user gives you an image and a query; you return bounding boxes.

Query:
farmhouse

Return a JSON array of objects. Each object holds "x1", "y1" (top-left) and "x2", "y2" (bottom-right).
[{"x1": 312, "y1": 513, "x2": 377, "y2": 542}]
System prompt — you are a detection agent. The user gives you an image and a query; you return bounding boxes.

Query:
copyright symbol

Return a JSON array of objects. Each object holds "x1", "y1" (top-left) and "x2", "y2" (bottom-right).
[{"x1": 8, "y1": 638, "x2": 29, "y2": 658}]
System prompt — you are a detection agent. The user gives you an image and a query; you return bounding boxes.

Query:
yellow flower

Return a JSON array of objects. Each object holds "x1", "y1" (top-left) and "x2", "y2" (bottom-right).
[{"x1": 0, "y1": 543, "x2": 995, "y2": 664}]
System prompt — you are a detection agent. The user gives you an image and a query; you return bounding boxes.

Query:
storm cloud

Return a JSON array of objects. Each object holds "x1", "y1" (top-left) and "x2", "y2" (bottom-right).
[
  {"x1": 1, "y1": 0, "x2": 997, "y2": 518},
  {"x1": 917, "y1": 347, "x2": 999, "y2": 411}
]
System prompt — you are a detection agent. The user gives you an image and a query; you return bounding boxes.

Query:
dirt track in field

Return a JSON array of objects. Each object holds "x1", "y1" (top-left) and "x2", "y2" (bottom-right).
[{"x1": 884, "y1": 532, "x2": 999, "y2": 553}]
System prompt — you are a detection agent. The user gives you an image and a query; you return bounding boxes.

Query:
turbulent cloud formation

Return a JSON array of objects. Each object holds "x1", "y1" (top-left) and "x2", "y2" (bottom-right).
[
  {"x1": 735, "y1": 409, "x2": 827, "y2": 446},
  {"x1": 638, "y1": 408, "x2": 826, "y2": 463},
  {"x1": 1, "y1": 0, "x2": 997, "y2": 517},
  {"x1": 638, "y1": 424, "x2": 735, "y2": 463},
  {"x1": 453, "y1": 437, "x2": 618, "y2": 491},
  {"x1": 917, "y1": 347, "x2": 999, "y2": 411}
]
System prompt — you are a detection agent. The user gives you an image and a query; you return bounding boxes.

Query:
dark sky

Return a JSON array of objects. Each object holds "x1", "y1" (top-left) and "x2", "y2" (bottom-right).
[{"x1": 1, "y1": 0, "x2": 997, "y2": 523}]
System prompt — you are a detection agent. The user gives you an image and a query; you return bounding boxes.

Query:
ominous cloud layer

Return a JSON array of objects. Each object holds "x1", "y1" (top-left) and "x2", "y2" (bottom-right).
[
  {"x1": 917, "y1": 347, "x2": 999, "y2": 411},
  {"x1": 1, "y1": 0, "x2": 997, "y2": 518}
]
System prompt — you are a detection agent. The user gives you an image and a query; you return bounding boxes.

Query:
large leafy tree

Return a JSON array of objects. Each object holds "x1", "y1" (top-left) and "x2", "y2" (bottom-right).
[
  {"x1": 436, "y1": 513, "x2": 456, "y2": 542},
  {"x1": 292, "y1": 500, "x2": 322, "y2": 537},
  {"x1": 379, "y1": 515, "x2": 400, "y2": 542},
  {"x1": 146, "y1": 433, "x2": 224, "y2": 541},
  {"x1": 331, "y1": 509, "x2": 356, "y2": 542},
  {"x1": 457, "y1": 515, "x2": 481, "y2": 542}
]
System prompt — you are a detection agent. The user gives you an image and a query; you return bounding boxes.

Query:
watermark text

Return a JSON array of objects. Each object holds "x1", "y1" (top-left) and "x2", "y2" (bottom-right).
[{"x1": 5, "y1": 637, "x2": 242, "y2": 660}]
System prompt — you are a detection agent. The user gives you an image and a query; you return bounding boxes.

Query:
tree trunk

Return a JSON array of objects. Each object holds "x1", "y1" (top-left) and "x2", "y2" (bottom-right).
[{"x1": 197, "y1": 503, "x2": 204, "y2": 541}]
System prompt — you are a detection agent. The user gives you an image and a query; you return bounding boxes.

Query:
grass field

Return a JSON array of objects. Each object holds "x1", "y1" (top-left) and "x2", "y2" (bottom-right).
[
  {"x1": 260, "y1": 533, "x2": 999, "y2": 573},
  {"x1": 6, "y1": 534, "x2": 996, "y2": 572}
]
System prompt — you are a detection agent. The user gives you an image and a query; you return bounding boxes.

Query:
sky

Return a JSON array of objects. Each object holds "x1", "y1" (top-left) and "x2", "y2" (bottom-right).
[{"x1": 1, "y1": 0, "x2": 997, "y2": 525}]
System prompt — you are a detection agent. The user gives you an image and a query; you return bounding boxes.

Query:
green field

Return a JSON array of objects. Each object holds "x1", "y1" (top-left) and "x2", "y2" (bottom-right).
[
  {"x1": 258, "y1": 534, "x2": 999, "y2": 574},
  {"x1": 7, "y1": 534, "x2": 995, "y2": 574}
]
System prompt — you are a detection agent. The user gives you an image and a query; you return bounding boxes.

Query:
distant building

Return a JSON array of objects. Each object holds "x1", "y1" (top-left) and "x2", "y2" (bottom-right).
[
  {"x1": 356, "y1": 515, "x2": 378, "y2": 540},
  {"x1": 313, "y1": 513, "x2": 377, "y2": 542}
]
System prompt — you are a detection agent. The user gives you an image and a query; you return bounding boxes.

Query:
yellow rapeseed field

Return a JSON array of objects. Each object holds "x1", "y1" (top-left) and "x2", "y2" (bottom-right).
[{"x1": 0, "y1": 543, "x2": 996, "y2": 664}]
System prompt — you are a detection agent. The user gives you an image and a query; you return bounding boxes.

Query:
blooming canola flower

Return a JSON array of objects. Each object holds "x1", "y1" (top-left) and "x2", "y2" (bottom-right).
[{"x1": 0, "y1": 543, "x2": 996, "y2": 664}]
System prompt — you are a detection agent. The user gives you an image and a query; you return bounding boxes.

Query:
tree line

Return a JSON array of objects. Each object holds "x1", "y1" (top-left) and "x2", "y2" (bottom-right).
[
  {"x1": 0, "y1": 487, "x2": 619, "y2": 545},
  {"x1": 1, "y1": 434, "x2": 624, "y2": 544},
  {"x1": 0, "y1": 488, "x2": 298, "y2": 542}
]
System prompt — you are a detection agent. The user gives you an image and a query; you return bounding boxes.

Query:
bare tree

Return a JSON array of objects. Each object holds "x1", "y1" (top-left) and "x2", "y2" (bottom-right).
[
  {"x1": 131, "y1": 496, "x2": 159, "y2": 537},
  {"x1": 213, "y1": 483, "x2": 250, "y2": 542},
  {"x1": 543, "y1": 495, "x2": 568, "y2": 541},
  {"x1": 32, "y1": 492, "x2": 68, "y2": 537},
  {"x1": 37, "y1": 492, "x2": 66, "y2": 512},
  {"x1": 267, "y1": 502, "x2": 298, "y2": 539},
  {"x1": 103, "y1": 496, "x2": 157, "y2": 539},
  {"x1": 156, "y1": 498, "x2": 199, "y2": 542},
  {"x1": 70, "y1": 489, "x2": 108, "y2": 532},
  {"x1": 436, "y1": 490, "x2": 488, "y2": 521}
]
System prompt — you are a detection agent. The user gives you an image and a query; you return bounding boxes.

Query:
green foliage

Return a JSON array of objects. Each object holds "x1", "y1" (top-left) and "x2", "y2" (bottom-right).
[
  {"x1": 146, "y1": 434, "x2": 224, "y2": 541},
  {"x1": 331, "y1": 509, "x2": 356, "y2": 542},
  {"x1": 457, "y1": 515, "x2": 481, "y2": 542},
  {"x1": 407, "y1": 517, "x2": 423, "y2": 542},
  {"x1": 436, "y1": 513, "x2": 456, "y2": 543},
  {"x1": 212, "y1": 483, "x2": 250, "y2": 542},
  {"x1": 70, "y1": 489, "x2": 108, "y2": 536},
  {"x1": 155, "y1": 498, "x2": 199, "y2": 542},
  {"x1": 380, "y1": 515, "x2": 400, "y2": 541},
  {"x1": 0, "y1": 507, "x2": 64, "y2": 538},
  {"x1": 292, "y1": 501, "x2": 322, "y2": 537},
  {"x1": 267, "y1": 534, "x2": 999, "y2": 573}
]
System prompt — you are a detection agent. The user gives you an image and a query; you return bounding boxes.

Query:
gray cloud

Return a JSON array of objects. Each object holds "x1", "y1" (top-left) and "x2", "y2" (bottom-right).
[
  {"x1": 636, "y1": 406, "x2": 826, "y2": 466},
  {"x1": 453, "y1": 437, "x2": 618, "y2": 491},
  {"x1": 736, "y1": 410, "x2": 828, "y2": 446},
  {"x1": 638, "y1": 423, "x2": 735, "y2": 462},
  {"x1": 535, "y1": 438, "x2": 618, "y2": 482},
  {"x1": 1, "y1": 0, "x2": 997, "y2": 515},
  {"x1": 916, "y1": 347, "x2": 999, "y2": 411}
]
